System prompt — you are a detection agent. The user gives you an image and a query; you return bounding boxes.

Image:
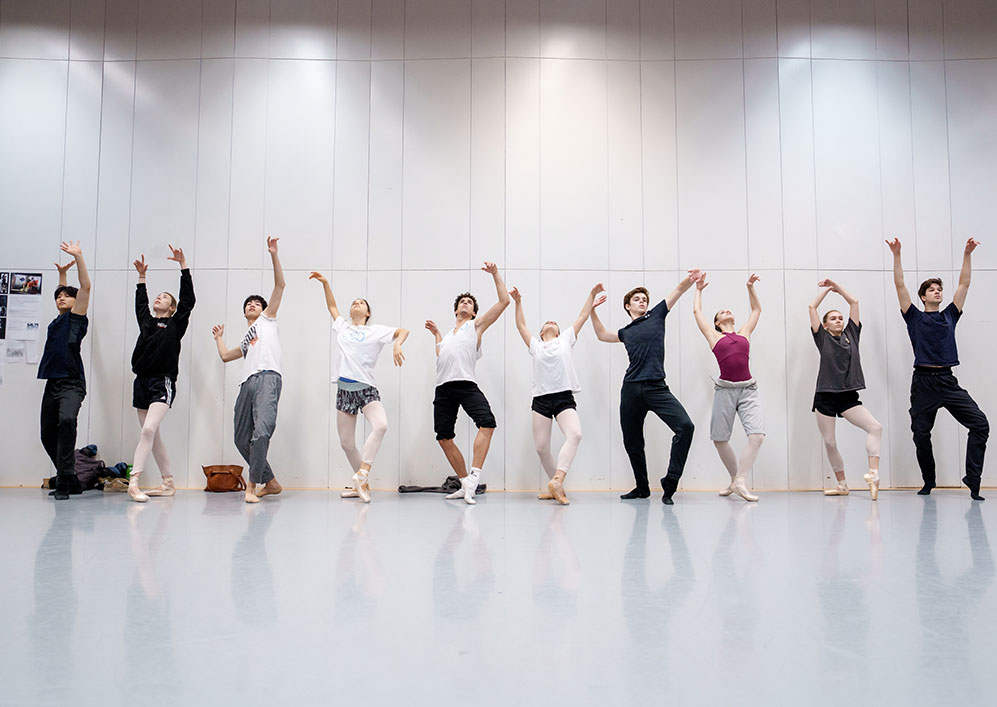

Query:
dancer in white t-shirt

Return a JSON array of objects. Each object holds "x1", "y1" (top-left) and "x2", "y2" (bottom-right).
[
  {"x1": 211, "y1": 237, "x2": 286, "y2": 503},
  {"x1": 425, "y1": 262, "x2": 511, "y2": 505},
  {"x1": 509, "y1": 284, "x2": 604, "y2": 505},
  {"x1": 309, "y1": 272, "x2": 408, "y2": 503}
]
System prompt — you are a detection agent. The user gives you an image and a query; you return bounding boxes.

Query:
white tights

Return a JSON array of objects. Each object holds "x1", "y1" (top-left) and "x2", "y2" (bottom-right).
[
  {"x1": 714, "y1": 434, "x2": 764, "y2": 483},
  {"x1": 337, "y1": 402, "x2": 388, "y2": 471},
  {"x1": 816, "y1": 407, "x2": 883, "y2": 473},
  {"x1": 133, "y1": 403, "x2": 172, "y2": 480},
  {"x1": 531, "y1": 409, "x2": 583, "y2": 478}
]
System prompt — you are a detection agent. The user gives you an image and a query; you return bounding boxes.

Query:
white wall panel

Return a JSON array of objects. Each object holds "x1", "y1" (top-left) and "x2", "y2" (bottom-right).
[
  {"x1": 640, "y1": 61, "x2": 678, "y2": 270},
  {"x1": 371, "y1": 0, "x2": 404, "y2": 60},
  {"x1": 0, "y1": 0, "x2": 70, "y2": 59},
  {"x1": 472, "y1": 0, "x2": 505, "y2": 57},
  {"x1": 539, "y1": 59, "x2": 608, "y2": 270},
  {"x1": 507, "y1": 0, "x2": 540, "y2": 57},
  {"x1": 94, "y1": 60, "x2": 135, "y2": 269},
  {"x1": 810, "y1": 0, "x2": 876, "y2": 60},
  {"x1": 137, "y1": 0, "x2": 202, "y2": 60},
  {"x1": 270, "y1": 0, "x2": 338, "y2": 60},
  {"x1": 85, "y1": 271, "x2": 130, "y2": 467},
  {"x1": 778, "y1": 58, "x2": 818, "y2": 269},
  {"x1": 743, "y1": 0, "x2": 777, "y2": 58},
  {"x1": 227, "y1": 59, "x2": 268, "y2": 269},
  {"x1": 909, "y1": 61, "x2": 952, "y2": 271},
  {"x1": 908, "y1": 0, "x2": 944, "y2": 60},
  {"x1": 942, "y1": 0, "x2": 997, "y2": 59},
  {"x1": 365, "y1": 269, "x2": 404, "y2": 490},
  {"x1": 743, "y1": 58, "x2": 783, "y2": 270},
  {"x1": 338, "y1": 0, "x2": 372, "y2": 60},
  {"x1": 201, "y1": 0, "x2": 236, "y2": 58},
  {"x1": 607, "y1": 61, "x2": 644, "y2": 271},
  {"x1": 505, "y1": 58, "x2": 541, "y2": 270},
  {"x1": 402, "y1": 59, "x2": 471, "y2": 270},
  {"x1": 405, "y1": 0, "x2": 471, "y2": 59},
  {"x1": 674, "y1": 0, "x2": 742, "y2": 60},
  {"x1": 875, "y1": 0, "x2": 910, "y2": 60},
  {"x1": 675, "y1": 60, "x2": 748, "y2": 270},
  {"x1": 61, "y1": 61, "x2": 104, "y2": 261},
  {"x1": 775, "y1": 0, "x2": 810, "y2": 59},
  {"x1": 194, "y1": 59, "x2": 235, "y2": 271},
  {"x1": 234, "y1": 0, "x2": 269, "y2": 58},
  {"x1": 0, "y1": 59, "x2": 66, "y2": 268},
  {"x1": 367, "y1": 61, "x2": 404, "y2": 269},
  {"x1": 783, "y1": 270, "x2": 823, "y2": 490},
  {"x1": 333, "y1": 61, "x2": 372, "y2": 270},
  {"x1": 469, "y1": 58, "x2": 506, "y2": 266},
  {"x1": 103, "y1": 0, "x2": 139, "y2": 61},
  {"x1": 503, "y1": 270, "x2": 542, "y2": 491},
  {"x1": 70, "y1": 0, "x2": 107, "y2": 61},
  {"x1": 607, "y1": 0, "x2": 639, "y2": 60},
  {"x1": 130, "y1": 60, "x2": 201, "y2": 267},
  {"x1": 539, "y1": 0, "x2": 606, "y2": 60},
  {"x1": 640, "y1": 0, "x2": 675, "y2": 60},
  {"x1": 812, "y1": 60, "x2": 882, "y2": 271},
  {"x1": 877, "y1": 61, "x2": 916, "y2": 256}
]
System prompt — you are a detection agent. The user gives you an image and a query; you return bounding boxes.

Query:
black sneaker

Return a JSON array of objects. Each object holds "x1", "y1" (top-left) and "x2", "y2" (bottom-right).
[{"x1": 620, "y1": 488, "x2": 650, "y2": 499}]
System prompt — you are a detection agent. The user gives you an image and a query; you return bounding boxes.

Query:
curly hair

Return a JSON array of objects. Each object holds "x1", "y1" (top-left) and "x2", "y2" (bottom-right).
[{"x1": 453, "y1": 292, "x2": 479, "y2": 318}]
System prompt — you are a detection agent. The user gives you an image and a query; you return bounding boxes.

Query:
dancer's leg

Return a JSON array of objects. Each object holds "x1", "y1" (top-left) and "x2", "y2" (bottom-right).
[
  {"x1": 713, "y1": 441, "x2": 739, "y2": 486},
  {"x1": 233, "y1": 381, "x2": 259, "y2": 503},
  {"x1": 548, "y1": 409, "x2": 581, "y2": 505},
  {"x1": 619, "y1": 383, "x2": 650, "y2": 498},
  {"x1": 910, "y1": 374, "x2": 941, "y2": 494},
  {"x1": 643, "y1": 381, "x2": 695, "y2": 504},
  {"x1": 842, "y1": 405, "x2": 883, "y2": 499},
  {"x1": 359, "y1": 401, "x2": 388, "y2": 467},
  {"x1": 336, "y1": 410, "x2": 362, "y2": 473},
  {"x1": 732, "y1": 434, "x2": 763, "y2": 502},
  {"x1": 940, "y1": 378, "x2": 989, "y2": 500},
  {"x1": 130, "y1": 403, "x2": 170, "y2": 501},
  {"x1": 816, "y1": 412, "x2": 848, "y2": 494},
  {"x1": 531, "y1": 412, "x2": 557, "y2": 479}
]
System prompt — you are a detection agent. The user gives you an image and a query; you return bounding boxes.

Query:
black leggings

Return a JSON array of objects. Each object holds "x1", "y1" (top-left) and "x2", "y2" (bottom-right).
[
  {"x1": 910, "y1": 369, "x2": 989, "y2": 484},
  {"x1": 620, "y1": 380, "x2": 694, "y2": 492}
]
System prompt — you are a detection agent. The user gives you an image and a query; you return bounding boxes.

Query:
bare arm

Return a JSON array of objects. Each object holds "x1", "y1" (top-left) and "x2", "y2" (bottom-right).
[
  {"x1": 953, "y1": 238, "x2": 979, "y2": 311},
  {"x1": 572, "y1": 284, "x2": 604, "y2": 336},
  {"x1": 819, "y1": 278, "x2": 859, "y2": 326},
  {"x1": 740, "y1": 273, "x2": 762, "y2": 337},
  {"x1": 692, "y1": 277, "x2": 721, "y2": 346},
  {"x1": 211, "y1": 324, "x2": 243, "y2": 363},
  {"x1": 886, "y1": 238, "x2": 912, "y2": 313},
  {"x1": 55, "y1": 259, "x2": 74, "y2": 288},
  {"x1": 474, "y1": 261, "x2": 511, "y2": 333},
  {"x1": 808, "y1": 286, "x2": 832, "y2": 332},
  {"x1": 508, "y1": 287, "x2": 532, "y2": 348},
  {"x1": 664, "y1": 269, "x2": 703, "y2": 310},
  {"x1": 308, "y1": 272, "x2": 340, "y2": 319},
  {"x1": 392, "y1": 327, "x2": 409, "y2": 366},
  {"x1": 589, "y1": 294, "x2": 620, "y2": 343},
  {"x1": 425, "y1": 320, "x2": 443, "y2": 357},
  {"x1": 263, "y1": 236, "x2": 285, "y2": 317},
  {"x1": 61, "y1": 242, "x2": 90, "y2": 315}
]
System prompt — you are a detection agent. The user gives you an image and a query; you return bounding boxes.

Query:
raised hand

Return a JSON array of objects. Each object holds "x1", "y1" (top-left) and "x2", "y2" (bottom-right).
[
  {"x1": 54, "y1": 260, "x2": 76, "y2": 277},
  {"x1": 133, "y1": 255, "x2": 149, "y2": 276},
  {"x1": 425, "y1": 319, "x2": 440, "y2": 336},
  {"x1": 267, "y1": 236, "x2": 279, "y2": 255},
  {"x1": 308, "y1": 271, "x2": 328, "y2": 284},
  {"x1": 591, "y1": 282, "x2": 606, "y2": 296},
  {"x1": 696, "y1": 272, "x2": 709, "y2": 290},
  {"x1": 593, "y1": 294, "x2": 607, "y2": 308},
  {"x1": 509, "y1": 287, "x2": 521, "y2": 303},
  {"x1": 481, "y1": 261, "x2": 498, "y2": 275},
  {"x1": 60, "y1": 241, "x2": 82, "y2": 258},
  {"x1": 212, "y1": 324, "x2": 225, "y2": 339},
  {"x1": 817, "y1": 278, "x2": 838, "y2": 292},
  {"x1": 965, "y1": 237, "x2": 980, "y2": 255},
  {"x1": 886, "y1": 237, "x2": 902, "y2": 255},
  {"x1": 747, "y1": 273, "x2": 761, "y2": 287},
  {"x1": 687, "y1": 268, "x2": 704, "y2": 284},
  {"x1": 167, "y1": 244, "x2": 187, "y2": 268}
]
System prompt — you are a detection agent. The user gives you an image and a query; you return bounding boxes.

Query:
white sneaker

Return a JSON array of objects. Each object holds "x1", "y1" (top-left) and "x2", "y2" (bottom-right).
[{"x1": 464, "y1": 473, "x2": 478, "y2": 505}]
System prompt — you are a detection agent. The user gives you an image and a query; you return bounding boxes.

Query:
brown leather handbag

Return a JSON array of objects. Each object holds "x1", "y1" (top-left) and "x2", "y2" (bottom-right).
[{"x1": 202, "y1": 465, "x2": 247, "y2": 492}]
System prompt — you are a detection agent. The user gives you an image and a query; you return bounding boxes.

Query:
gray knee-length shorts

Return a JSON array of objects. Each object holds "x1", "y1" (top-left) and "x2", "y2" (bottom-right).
[{"x1": 710, "y1": 379, "x2": 765, "y2": 441}]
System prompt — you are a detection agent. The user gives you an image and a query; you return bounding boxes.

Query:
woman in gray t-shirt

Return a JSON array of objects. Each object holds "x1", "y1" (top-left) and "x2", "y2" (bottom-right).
[{"x1": 809, "y1": 279, "x2": 884, "y2": 499}]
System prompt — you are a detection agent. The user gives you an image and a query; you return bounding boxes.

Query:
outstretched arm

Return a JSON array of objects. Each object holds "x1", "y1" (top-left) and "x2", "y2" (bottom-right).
[
  {"x1": 61, "y1": 242, "x2": 90, "y2": 315},
  {"x1": 953, "y1": 238, "x2": 979, "y2": 311},
  {"x1": 740, "y1": 273, "x2": 762, "y2": 337},
  {"x1": 692, "y1": 276, "x2": 721, "y2": 346},
  {"x1": 474, "y1": 261, "x2": 511, "y2": 333},
  {"x1": 886, "y1": 238, "x2": 912, "y2": 313},
  {"x1": 133, "y1": 255, "x2": 153, "y2": 326},
  {"x1": 264, "y1": 236, "x2": 285, "y2": 317},
  {"x1": 211, "y1": 324, "x2": 243, "y2": 363},
  {"x1": 665, "y1": 269, "x2": 703, "y2": 310},
  {"x1": 508, "y1": 287, "x2": 532, "y2": 348},
  {"x1": 589, "y1": 290, "x2": 620, "y2": 343},
  {"x1": 308, "y1": 272, "x2": 340, "y2": 319},
  {"x1": 55, "y1": 259, "x2": 75, "y2": 288},
  {"x1": 808, "y1": 285, "x2": 833, "y2": 333},
  {"x1": 818, "y1": 278, "x2": 859, "y2": 326},
  {"x1": 425, "y1": 320, "x2": 443, "y2": 357},
  {"x1": 572, "y1": 283, "x2": 605, "y2": 336},
  {"x1": 168, "y1": 245, "x2": 196, "y2": 322}
]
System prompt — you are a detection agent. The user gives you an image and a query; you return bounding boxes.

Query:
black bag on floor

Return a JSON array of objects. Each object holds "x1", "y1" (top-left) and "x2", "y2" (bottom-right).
[
  {"x1": 45, "y1": 448, "x2": 109, "y2": 492},
  {"x1": 398, "y1": 474, "x2": 486, "y2": 494}
]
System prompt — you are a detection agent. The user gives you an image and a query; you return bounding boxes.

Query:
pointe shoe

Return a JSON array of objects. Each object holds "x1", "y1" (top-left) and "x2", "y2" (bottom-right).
[
  {"x1": 824, "y1": 485, "x2": 850, "y2": 496},
  {"x1": 732, "y1": 479, "x2": 759, "y2": 502},
  {"x1": 257, "y1": 479, "x2": 282, "y2": 498},
  {"x1": 548, "y1": 478, "x2": 569, "y2": 506},
  {"x1": 341, "y1": 488, "x2": 360, "y2": 498},
  {"x1": 128, "y1": 479, "x2": 149, "y2": 503},
  {"x1": 352, "y1": 472, "x2": 371, "y2": 503},
  {"x1": 537, "y1": 491, "x2": 554, "y2": 500},
  {"x1": 863, "y1": 472, "x2": 879, "y2": 501},
  {"x1": 145, "y1": 476, "x2": 175, "y2": 497},
  {"x1": 719, "y1": 483, "x2": 735, "y2": 497}
]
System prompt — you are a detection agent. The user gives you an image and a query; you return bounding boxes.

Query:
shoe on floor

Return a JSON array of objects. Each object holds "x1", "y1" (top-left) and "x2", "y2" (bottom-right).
[
  {"x1": 824, "y1": 485, "x2": 849, "y2": 496},
  {"x1": 145, "y1": 476, "x2": 175, "y2": 497}
]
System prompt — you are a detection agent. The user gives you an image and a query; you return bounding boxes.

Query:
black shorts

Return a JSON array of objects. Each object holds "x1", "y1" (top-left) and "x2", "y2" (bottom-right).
[
  {"x1": 531, "y1": 391, "x2": 577, "y2": 419},
  {"x1": 812, "y1": 390, "x2": 862, "y2": 418},
  {"x1": 133, "y1": 376, "x2": 177, "y2": 410},
  {"x1": 433, "y1": 381, "x2": 496, "y2": 440}
]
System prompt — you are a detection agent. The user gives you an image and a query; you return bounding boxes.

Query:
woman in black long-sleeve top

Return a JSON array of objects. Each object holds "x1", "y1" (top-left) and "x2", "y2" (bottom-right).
[{"x1": 127, "y1": 245, "x2": 195, "y2": 502}]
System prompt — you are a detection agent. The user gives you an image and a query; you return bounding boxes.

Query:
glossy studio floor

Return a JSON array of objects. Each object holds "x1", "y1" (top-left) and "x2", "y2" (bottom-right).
[{"x1": 1, "y1": 487, "x2": 994, "y2": 707}]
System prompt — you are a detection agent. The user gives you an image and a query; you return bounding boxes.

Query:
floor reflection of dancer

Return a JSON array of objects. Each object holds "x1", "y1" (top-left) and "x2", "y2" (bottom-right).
[
  {"x1": 432, "y1": 508, "x2": 495, "y2": 620},
  {"x1": 510, "y1": 284, "x2": 603, "y2": 505},
  {"x1": 809, "y1": 278, "x2": 883, "y2": 498},
  {"x1": 310, "y1": 272, "x2": 408, "y2": 503},
  {"x1": 691, "y1": 273, "x2": 764, "y2": 502},
  {"x1": 127, "y1": 245, "x2": 196, "y2": 502}
]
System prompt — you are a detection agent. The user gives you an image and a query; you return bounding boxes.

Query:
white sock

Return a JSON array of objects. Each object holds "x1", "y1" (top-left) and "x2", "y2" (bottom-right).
[{"x1": 469, "y1": 467, "x2": 481, "y2": 482}]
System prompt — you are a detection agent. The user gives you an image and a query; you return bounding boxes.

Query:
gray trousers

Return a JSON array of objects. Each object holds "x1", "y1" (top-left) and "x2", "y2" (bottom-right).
[{"x1": 234, "y1": 371, "x2": 282, "y2": 484}]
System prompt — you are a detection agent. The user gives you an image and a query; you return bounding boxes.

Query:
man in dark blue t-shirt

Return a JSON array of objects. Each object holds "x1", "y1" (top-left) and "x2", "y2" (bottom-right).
[
  {"x1": 888, "y1": 237, "x2": 988, "y2": 500},
  {"x1": 589, "y1": 271, "x2": 702, "y2": 505},
  {"x1": 38, "y1": 242, "x2": 92, "y2": 500}
]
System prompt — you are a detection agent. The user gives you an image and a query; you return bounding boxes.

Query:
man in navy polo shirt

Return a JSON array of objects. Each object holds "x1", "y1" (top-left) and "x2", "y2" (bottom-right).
[
  {"x1": 888, "y1": 237, "x2": 988, "y2": 500},
  {"x1": 38, "y1": 242, "x2": 92, "y2": 500},
  {"x1": 589, "y1": 270, "x2": 702, "y2": 505}
]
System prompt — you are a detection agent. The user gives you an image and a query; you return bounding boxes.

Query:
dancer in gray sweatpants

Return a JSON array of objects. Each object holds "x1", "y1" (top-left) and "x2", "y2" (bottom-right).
[{"x1": 211, "y1": 237, "x2": 287, "y2": 503}]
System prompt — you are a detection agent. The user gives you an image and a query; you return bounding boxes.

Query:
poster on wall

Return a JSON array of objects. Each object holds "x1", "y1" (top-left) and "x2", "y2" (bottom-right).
[
  {"x1": 4, "y1": 272, "x2": 42, "y2": 341},
  {"x1": 5, "y1": 340, "x2": 25, "y2": 363}
]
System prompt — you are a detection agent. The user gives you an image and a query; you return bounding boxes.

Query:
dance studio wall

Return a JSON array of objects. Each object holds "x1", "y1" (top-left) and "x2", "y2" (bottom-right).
[{"x1": 2, "y1": 0, "x2": 996, "y2": 491}]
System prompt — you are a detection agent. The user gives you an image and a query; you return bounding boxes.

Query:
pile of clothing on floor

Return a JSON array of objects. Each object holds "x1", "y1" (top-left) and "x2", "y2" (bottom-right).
[{"x1": 40, "y1": 444, "x2": 132, "y2": 493}]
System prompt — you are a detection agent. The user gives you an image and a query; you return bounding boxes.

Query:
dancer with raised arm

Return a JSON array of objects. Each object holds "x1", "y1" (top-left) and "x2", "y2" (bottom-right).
[
  {"x1": 211, "y1": 237, "x2": 286, "y2": 504},
  {"x1": 589, "y1": 272, "x2": 701, "y2": 505},
  {"x1": 888, "y1": 237, "x2": 988, "y2": 500},
  {"x1": 127, "y1": 245, "x2": 196, "y2": 502},
  {"x1": 809, "y1": 279, "x2": 883, "y2": 499},
  {"x1": 691, "y1": 273, "x2": 764, "y2": 502},
  {"x1": 310, "y1": 272, "x2": 408, "y2": 503},
  {"x1": 39, "y1": 242, "x2": 92, "y2": 500},
  {"x1": 425, "y1": 262, "x2": 510, "y2": 505},
  {"x1": 509, "y1": 284, "x2": 604, "y2": 505}
]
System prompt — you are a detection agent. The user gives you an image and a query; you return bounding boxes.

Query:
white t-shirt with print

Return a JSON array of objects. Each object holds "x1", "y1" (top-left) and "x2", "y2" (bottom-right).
[
  {"x1": 331, "y1": 316, "x2": 396, "y2": 387},
  {"x1": 529, "y1": 327, "x2": 580, "y2": 397},
  {"x1": 436, "y1": 320, "x2": 481, "y2": 386},
  {"x1": 239, "y1": 313, "x2": 282, "y2": 384}
]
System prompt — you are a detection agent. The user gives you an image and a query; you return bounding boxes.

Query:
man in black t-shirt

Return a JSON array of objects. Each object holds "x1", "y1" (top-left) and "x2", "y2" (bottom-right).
[
  {"x1": 38, "y1": 242, "x2": 92, "y2": 500},
  {"x1": 590, "y1": 271, "x2": 702, "y2": 505},
  {"x1": 888, "y1": 237, "x2": 988, "y2": 500}
]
